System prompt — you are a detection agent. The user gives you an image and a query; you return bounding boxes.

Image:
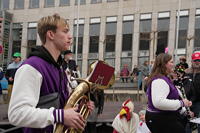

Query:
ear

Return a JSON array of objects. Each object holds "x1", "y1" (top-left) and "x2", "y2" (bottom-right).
[{"x1": 46, "y1": 30, "x2": 55, "y2": 40}]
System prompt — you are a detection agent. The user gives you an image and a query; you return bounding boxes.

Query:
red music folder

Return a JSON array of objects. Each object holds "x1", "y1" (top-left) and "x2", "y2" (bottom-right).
[{"x1": 88, "y1": 61, "x2": 115, "y2": 86}]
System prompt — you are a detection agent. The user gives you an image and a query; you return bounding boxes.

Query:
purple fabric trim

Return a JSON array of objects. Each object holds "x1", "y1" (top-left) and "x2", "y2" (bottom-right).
[
  {"x1": 53, "y1": 109, "x2": 64, "y2": 124},
  {"x1": 61, "y1": 109, "x2": 64, "y2": 124}
]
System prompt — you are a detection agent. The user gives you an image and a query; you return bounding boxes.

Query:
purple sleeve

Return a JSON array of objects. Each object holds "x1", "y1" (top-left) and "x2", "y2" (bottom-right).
[{"x1": 53, "y1": 109, "x2": 64, "y2": 124}]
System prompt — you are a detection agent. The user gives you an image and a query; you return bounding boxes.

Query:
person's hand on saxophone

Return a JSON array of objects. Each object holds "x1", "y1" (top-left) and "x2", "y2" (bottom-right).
[{"x1": 63, "y1": 101, "x2": 95, "y2": 130}]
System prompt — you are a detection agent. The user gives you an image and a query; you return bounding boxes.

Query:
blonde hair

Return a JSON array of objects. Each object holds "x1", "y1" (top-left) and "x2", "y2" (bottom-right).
[{"x1": 37, "y1": 14, "x2": 69, "y2": 44}]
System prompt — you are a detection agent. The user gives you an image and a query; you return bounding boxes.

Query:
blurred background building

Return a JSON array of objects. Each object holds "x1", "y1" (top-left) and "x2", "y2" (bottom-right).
[{"x1": 0, "y1": 0, "x2": 199, "y2": 77}]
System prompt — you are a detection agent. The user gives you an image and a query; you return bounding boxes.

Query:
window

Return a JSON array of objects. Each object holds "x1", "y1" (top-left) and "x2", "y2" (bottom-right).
[
  {"x1": 107, "y1": 0, "x2": 118, "y2": 2},
  {"x1": 121, "y1": 57, "x2": 131, "y2": 71},
  {"x1": 157, "y1": 31, "x2": 168, "y2": 54},
  {"x1": 27, "y1": 27, "x2": 37, "y2": 57},
  {"x1": 139, "y1": 33, "x2": 150, "y2": 50},
  {"x1": 139, "y1": 19, "x2": 151, "y2": 51},
  {"x1": 104, "y1": 58, "x2": 115, "y2": 67},
  {"x1": 45, "y1": 0, "x2": 54, "y2": 7},
  {"x1": 14, "y1": 0, "x2": 24, "y2": 9},
  {"x1": 194, "y1": 16, "x2": 200, "y2": 49},
  {"x1": 91, "y1": 0, "x2": 102, "y2": 4},
  {"x1": 122, "y1": 21, "x2": 133, "y2": 51},
  {"x1": 177, "y1": 16, "x2": 189, "y2": 49},
  {"x1": 29, "y1": 0, "x2": 39, "y2": 8},
  {"x1": 12, "y1": 23, "x2": 23, "y2": 54},
  {"x1": 60, "y1": 0, "x2": 70, "y2": 6},
  {"x1": 105, "y1": 35, "x2": 115, "y2": 52},
  {"x1": 75, "y1": 0, "x2": 86, "y2": 5},
  {"x1": 2, "y1": 0, "x2": 9, "y2": 9},
  {"x1": 89, "y1": 23, "x2": 100, "y2": 53},
  {"x1": 73, "y1": 24, "x2": 84, "y2": 54},
  {"x1": 156, "y1": 18, "x2": 169, "y2": 55},
  {"x1": 105, "y1": 22, "x2": 116, "y2": 53}
]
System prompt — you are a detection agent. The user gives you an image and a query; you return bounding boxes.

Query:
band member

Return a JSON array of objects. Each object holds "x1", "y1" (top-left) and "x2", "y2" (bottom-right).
[
  {"x1": 145, "y1": 53, "x2": 192, "y2": 133},
  {"x1": 112, "y1": 99, "x2": 139, "y2": 133},
  {"x1": 62, "y1": 50, "x2": 79, "y2": 90},
  {"x1": 8, "y1": 14, "x2": 94, "y2": 133},
  {"x1": 184, "y1": 51, "x2": 200, "y2": 133}
]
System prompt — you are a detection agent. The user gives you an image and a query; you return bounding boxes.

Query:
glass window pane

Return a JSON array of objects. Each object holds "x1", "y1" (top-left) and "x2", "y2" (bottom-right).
[
  {"x1": 89, "y1": 36, "x2": 99, "y2": 53},
  {"x1": 75, "y1": 0, "x2": 86, "y2": 5},
  {"x1": 178, "y1": 30, "x2": 187, "y2": 48},
  {"x1": 140, "y1": 20, "x2": 152, "y2": 32},
  {"x1": 156, "y1": 31, "x2": 168, "y2": 55},
  {"x1": 195, "y1": 16, "x2": 200, "y2": 29},
  {"x1": 12, "y1": 41, "x2": 21, "y2": 55},
  {"x1": 74, "y1": 24, "x2": 84, "y2": 37},
  {"x1": 157, "y1": 18, "x2": 170, "y2": 31},
  {"x1": 105, "y1": 35, "x2": 115, "y2": 52},
  {"x1": 27, "y1": 28, "x2": 37, "y2": 40},
  {"x1": 138, "y1": 57, "x2": 149, "y2": 67},
  {"x1": 3, "y1": 0, "x2": 9, "y2": 9},
  {"x1": 139, "y1": 33, "x2": 150, "y2": 50},
  {"x1": 45, "y1": 0, "x2": 54, "y2": 7},
  {"x1": 89, "y1": 23, "x2": 100, "y2": 36},
  {"x1": 106, "y1": 22, "x2": 117, "y2": 35},
  {"x1": 107, "y1": 0, "x2": 118, "y2": 2},
  {"x1": 194, "y1": 29, "x2": 200, "y2": 48},
  {"x1": 60, "y1": 0, "x2": 70, "y2": 6},
  {"x1": 121, "y1": 57, "x2": 132, "y2": 70},
  {"x1": 194, "y1": 16, "x2": 200, "y2": 48},
  {"x1": 104, "y1": 58, "x2": 115, "y2": 67},
  {"x1": 12, "y1": 23, "x2": 22, "y2": 55},
  {"x1": 15, "y1": 0, "x2": 24, "y2": 9},
  {"x1": 27, "y1": 40, "x2": 36, "y2": 57},
  {"x1": 29, "y1": 0, "x2": 39, "y2": 8},
  {"x1": 179, "y1": 17, "x2": 189, "y2": 30},
  {"x1": 122, "y1": 34, "x2": 132, "y2": 51},
  {"x1": 123, "y1": 21, "x2": 133, "y2": 34},
  {"x1": 91, "y1": 0, "x2": 102, "y2": 4}
]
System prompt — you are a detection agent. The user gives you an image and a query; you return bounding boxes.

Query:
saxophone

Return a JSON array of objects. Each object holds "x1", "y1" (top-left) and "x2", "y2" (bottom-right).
[{"x1": 55, "y1": 60, "x2": 115, "y2": 133}]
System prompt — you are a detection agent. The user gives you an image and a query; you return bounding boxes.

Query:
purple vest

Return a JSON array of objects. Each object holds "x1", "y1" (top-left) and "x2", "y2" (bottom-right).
[
  {"x1": 147, "y1": 76, "x2": 180, "y2": 112},
  {"x1": 22, "y1": 56, "x2": 69, "y2": 133}
]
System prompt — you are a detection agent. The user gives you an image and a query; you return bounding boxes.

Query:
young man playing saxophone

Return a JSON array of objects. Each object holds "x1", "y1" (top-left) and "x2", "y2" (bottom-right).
[{"x1": 8, "y1": 14, "x2": 94, "y2": 133}]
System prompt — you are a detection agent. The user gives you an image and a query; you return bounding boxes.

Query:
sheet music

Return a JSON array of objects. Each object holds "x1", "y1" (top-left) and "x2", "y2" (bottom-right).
[{"x1": 190, "y1": 117, "x2": 200, "y2": 124}]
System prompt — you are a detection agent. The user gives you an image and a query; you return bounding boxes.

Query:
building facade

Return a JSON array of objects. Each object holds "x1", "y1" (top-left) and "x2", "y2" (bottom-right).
[{"x1": 0, "y1": 0, "x2": 200, "y2": 77}]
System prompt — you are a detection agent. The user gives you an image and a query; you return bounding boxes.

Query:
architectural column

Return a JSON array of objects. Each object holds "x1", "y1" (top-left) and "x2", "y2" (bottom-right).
[
  {"x1": 168, "y1": 10, "x2": 176, "y2": 57},
  {"x1": 21, "y1": 22, "x2": 28, "y2": 60},
  {"x1": 24, "y1": 0, "x2": 29, "y2": 9},
  {"x1": 132, "y1": 13, "x2": 140, "y2": 66},
  {"x1": 82, "y1": 18, "x2": 89, "y2": 78},
  {"x1": 115, "y1": 15, "x2": 122, "y2": 74},
  {"x1": 99, "y1": 16, "x2": 106, "y2": 60},
  {"x1": 150, "y1": 12, "x2": 158, "y2": 62},
  {"x1": 115, "y1": 0, "x2": 123, "y2": 73},
  {"x1": 40, "y1": 0, "x2": 44, "y2": 8},
  {"x1": 9, "y1": 0, "x2": 14, "y2": 10},
  {"x1": 187, "y1": 8, "x2": 195, "y2": 63},
  {"x1": 55, "y1": 0, "x2": 60, "y2": 7}
]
